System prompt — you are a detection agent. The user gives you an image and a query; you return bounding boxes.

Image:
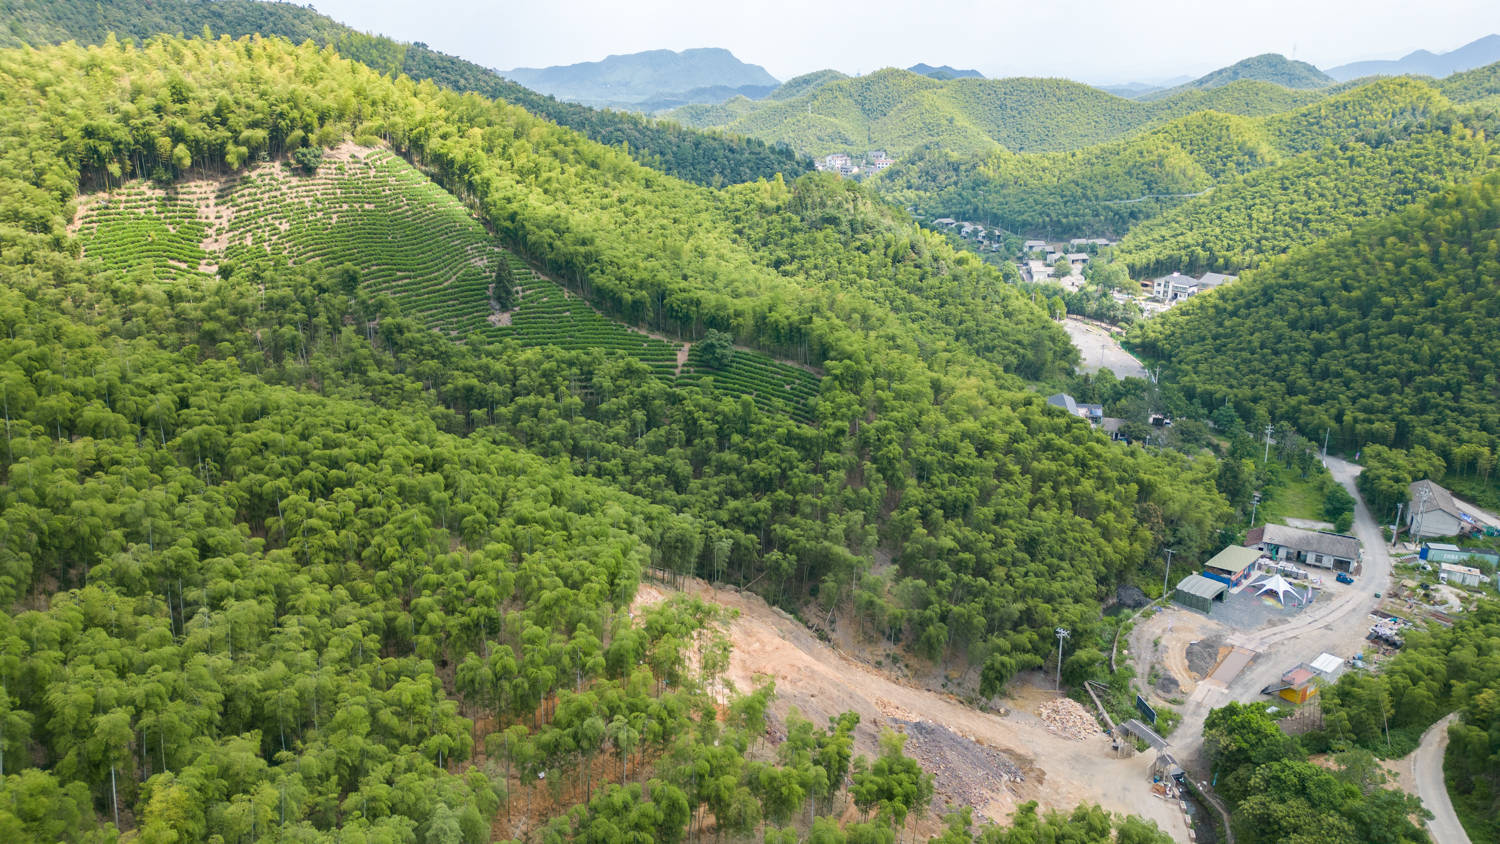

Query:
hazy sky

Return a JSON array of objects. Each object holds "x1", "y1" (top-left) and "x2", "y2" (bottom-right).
[{"x1": 309, "y1": 0, "x2": 1500, "y2": 83}]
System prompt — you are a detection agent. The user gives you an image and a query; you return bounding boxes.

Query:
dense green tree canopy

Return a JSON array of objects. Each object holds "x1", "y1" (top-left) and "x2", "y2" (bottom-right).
[
  {"x1": 0, "y1": 0, "x2": 812, "y2": 187},
  {"x1": 1133, "y1": 172, "x2": 1500, "y2": 479},
  {"x1": 0, "y1": 31, "x2": 1223, "y2": 842}
]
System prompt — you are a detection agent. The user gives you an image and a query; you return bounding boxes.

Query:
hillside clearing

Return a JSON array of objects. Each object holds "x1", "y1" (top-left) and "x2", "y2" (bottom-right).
[{"x1": 633, "y1": 578, "x2": 1191, "y2": 839}]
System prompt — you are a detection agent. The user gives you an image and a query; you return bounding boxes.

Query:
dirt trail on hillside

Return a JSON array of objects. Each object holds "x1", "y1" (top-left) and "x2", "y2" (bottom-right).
[{"x1": 634, "y1": 579, "x2": 1190, "y2": 838}]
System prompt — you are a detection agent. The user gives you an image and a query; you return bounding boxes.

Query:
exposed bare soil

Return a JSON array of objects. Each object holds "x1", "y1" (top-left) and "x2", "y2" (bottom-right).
[
  {"x1": 1131, "y1": 610, "x2": 1228, "y2": 702},
  {"x1": 634, "y1": 579, "x2": 1190, "y2": 838}
]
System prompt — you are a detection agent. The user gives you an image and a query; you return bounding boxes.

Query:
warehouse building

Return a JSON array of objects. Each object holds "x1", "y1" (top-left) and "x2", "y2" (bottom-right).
[
  {"x1": 1173, "y1": 573, "x2": 1228, "y2": 613},
  {"x1": 1408, "y1": 480, "x2": 1466, "y2": 538},
  {"x1": 1439, "y1": 563, "x2": 1489, "y2": 588},
  {"x1": 1421, "y1": 543, "x2": 1500, "y2": 567}
]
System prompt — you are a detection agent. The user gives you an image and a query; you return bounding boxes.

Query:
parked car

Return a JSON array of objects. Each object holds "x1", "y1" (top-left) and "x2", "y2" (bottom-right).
[{"x1": 1336, "y1": 572, "x2": 1354, "y2": 584}]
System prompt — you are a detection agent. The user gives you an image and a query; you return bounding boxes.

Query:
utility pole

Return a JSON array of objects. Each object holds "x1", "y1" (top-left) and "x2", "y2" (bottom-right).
[
  {"x1": 1411, "y1": 486, "x2": 1430, "y2": 542},
  {"x1": 1263, "y1": 423, "x2": 1274, "y2": 465},
  {"x1": 1250, "y1": 491, "x2": 1262, "y2": 528},
  {"x1": 1055, "y1": 627, "x2": 1070, "y2": 690},
  {"x1": 1322, "y1": 428, "x2": 1330, "y2": 461},
  {"x1": 1162, "y1": 548, "x2": 1175, "y2": 599},
  {"x1": 1392, "y1": 502, "x2": 1404, "y2": 546}
]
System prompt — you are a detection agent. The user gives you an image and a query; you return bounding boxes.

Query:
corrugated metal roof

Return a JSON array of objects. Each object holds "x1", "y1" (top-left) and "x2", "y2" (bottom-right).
[
  {"x1": 1204, "y1": 545, "x2": 1262, "y2": 573},
  {"x1": 1174, "y1": 573, "x2": 1228, "y2": 600},
  {"x1": 1311, "y1": 653, "x2": 1343, "y2": 674}
]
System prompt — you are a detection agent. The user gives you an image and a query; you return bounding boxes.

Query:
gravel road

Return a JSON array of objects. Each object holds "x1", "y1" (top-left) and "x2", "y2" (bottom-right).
[{"x1": 1413, "y1": 713, "x2": 1471, "y2": 844}]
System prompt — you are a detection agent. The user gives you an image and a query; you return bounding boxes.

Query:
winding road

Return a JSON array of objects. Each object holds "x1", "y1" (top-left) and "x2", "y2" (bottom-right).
[{"x1": 1412, "y1": 713, "x2": 1471, "y2": 844}]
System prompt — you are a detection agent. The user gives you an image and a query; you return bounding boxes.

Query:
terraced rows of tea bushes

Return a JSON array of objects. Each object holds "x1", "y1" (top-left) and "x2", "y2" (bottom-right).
[
  {"x1": 498, "y1": 255, "x2": 682, "y2": 379},
  {"x1": 680, "y1": 343, "x2": 821, "y2": 423},
  {"x1": 74, "y1": 187, "x2": 211, "y2": 280},
  {"x1": 74, "y1": 148, "x2": 824, "y2": 417},
  {"x1": 221, "y1": 148, "x2": 503, "y2": 337}
]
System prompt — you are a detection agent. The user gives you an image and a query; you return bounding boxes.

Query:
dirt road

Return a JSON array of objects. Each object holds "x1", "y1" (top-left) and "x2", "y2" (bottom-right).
[
  {"x1": 1412, "y1": 713, "x2": 1471, "y2": 844},
  {"x1": 1062, "y1": 318, "x2": 1148, "y2": 380},
  {"x1": 1167, "y1": 455, "x2": 1396, "y2": 773},
  {"x1": 635, "y1": 580, "x2": 1190, "y2": 839}
]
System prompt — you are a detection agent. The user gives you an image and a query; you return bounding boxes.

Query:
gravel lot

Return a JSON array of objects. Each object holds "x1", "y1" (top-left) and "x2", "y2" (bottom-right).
[{"x1": 1062, "y1": 318, "x2": 1148, "y2": 380}]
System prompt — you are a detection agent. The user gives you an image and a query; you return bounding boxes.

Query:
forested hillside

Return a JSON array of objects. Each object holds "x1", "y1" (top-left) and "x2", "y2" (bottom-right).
[
  {"x1": 0, "y1": 0, "x2": 811, "y2": 187},
  {"x1": 1114, "y1": 118, "x2": 1498, "y2": 275},
  {"x1": 0, "y1": 33, "x2": 1226, "y2": 841},
  {"x1": 1133, "y1": 173, "x2": 1500, "y2": 480},
  {"x1": 668, "y1": 67, "x2": 1329, "y2": 158},
  {"x1": 885, "y1": 73, "x2": 1494, "y2": 262},
  {"x1": 877, "y1": 110, "x2": 1279, "y2": 236}
]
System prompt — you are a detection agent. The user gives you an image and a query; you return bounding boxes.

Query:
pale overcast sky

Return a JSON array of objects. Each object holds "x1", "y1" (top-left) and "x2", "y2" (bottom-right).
[{"x1": 307, "y1": 0, "x2": 1500, "y2": 83}]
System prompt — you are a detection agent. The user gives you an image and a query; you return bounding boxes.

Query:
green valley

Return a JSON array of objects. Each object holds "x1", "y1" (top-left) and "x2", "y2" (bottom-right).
[
  {"x1": 3, "y1": 5, "x2": 1500, "y2": 844},
  {"x1": 0, "y1": 30, "x2": 1234, "y2": 844}
]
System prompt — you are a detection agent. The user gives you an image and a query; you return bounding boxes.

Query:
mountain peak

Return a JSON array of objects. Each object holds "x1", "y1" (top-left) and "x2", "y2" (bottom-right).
[
  {"x1": 908, "y1": 63, "x2": 984, "y2": 80},
  {"x1": 502, "y1": 48, "x2": 778, "y2": 108},
  {"x1": 1138, "y1": 53, "x2": 1332, "y2": 100}
]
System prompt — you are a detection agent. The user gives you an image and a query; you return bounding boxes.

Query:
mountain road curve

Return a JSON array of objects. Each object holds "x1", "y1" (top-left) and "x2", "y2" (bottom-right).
[{"x1": 1412, "y1": 713, "x2": 1471, "y2": 844}]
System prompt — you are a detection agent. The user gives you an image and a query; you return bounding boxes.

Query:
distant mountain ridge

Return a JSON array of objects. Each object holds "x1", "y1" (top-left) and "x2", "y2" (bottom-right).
[
  {"x1": 635, "y1": 84, "x2": 778, "y2": 113},
  {"x1": 502, "y1": 47, "x2": 779, "y2": 108},
  {"x1": 667, "y1": 65, "x2": 1328, "y2": 158},
  {"x1": 908, "y1": 63, "x2": 983, "y2": 80},
  {"x1": 1324, "y1": 34, "x2": 1500, "y2": 81},
  {"x1": 1140, "y1": 54, "x2": 1333, "y2": 100}
]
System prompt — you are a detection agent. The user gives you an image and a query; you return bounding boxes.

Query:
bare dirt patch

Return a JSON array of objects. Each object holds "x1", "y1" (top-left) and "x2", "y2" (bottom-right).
[
  {"x1": 1130, "y1": 608, "x2": 1229, "y2": 703},
  {"x1": 633, "y1": 579, "x2": 1189, "y2": 837},
  {"x1": 1185, "y1": 636, "x2": 1227, "y2": 679}
]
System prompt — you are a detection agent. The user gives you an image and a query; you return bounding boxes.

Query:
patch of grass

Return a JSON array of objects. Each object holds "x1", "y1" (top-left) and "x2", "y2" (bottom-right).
[{"x1": 1258, "y1": 464, "x2": 1333, "y2": 526}]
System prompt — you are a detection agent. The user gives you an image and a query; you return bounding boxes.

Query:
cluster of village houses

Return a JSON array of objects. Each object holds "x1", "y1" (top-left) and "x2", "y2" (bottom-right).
[
  {"x1": 815, "y1": 151, "x2": 895, "y2": 178},
  {"x1": 925, "y1": 218, "x2": 1247, "y2": 307}
]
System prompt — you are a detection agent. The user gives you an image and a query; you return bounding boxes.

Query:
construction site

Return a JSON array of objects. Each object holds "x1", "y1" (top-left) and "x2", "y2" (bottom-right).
[{"x1": 633, "y1": 578, "x2": 1202, "y2": 840}]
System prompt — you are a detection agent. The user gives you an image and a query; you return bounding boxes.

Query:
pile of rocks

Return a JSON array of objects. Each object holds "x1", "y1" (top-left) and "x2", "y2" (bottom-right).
[{"x1": 1039, "y1": 697, "x2": 1099, "y2": 740}]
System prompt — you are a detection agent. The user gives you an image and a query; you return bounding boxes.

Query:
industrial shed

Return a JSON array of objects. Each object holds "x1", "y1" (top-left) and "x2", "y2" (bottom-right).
[
  {"x1": 1203, "y1": 545, "x2": 1263, "y2": 586},
  {"x1": 1173, "y1": 573, "x2": 1228, "y2": 613}
]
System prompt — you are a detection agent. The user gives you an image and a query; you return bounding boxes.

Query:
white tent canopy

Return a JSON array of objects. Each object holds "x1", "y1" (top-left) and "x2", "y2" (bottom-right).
[{"x1": 1252, "y1": 573, "x2": 1302, "y2": 605}]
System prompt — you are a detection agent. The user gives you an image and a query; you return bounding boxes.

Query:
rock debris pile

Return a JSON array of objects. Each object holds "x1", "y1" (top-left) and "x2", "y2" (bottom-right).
[
  {"x1": 894, "y1": 719, "x2": 1024, "y2": 818},
  {"x1": 1038, "y1": 697, "x2": 1099, "y2": 740}
]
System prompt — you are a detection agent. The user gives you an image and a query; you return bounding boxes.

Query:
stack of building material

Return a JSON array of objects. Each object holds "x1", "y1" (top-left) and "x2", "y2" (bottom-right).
[{"x1": 1039, "y1": 697, "x2": 1100, "y2": 740}]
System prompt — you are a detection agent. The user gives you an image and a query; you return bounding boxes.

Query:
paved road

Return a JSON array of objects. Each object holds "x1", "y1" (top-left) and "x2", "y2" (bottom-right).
[
  {"x1": 1170, "y1": 455, "x2": 1396, "y2": 775},
  {"x1": 1412, "y1": 713, "x2": 1471, "y2": 844}
]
